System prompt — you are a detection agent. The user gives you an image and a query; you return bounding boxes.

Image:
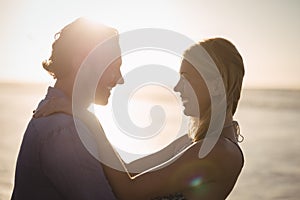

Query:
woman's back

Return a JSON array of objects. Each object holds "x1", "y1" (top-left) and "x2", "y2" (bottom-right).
[{"x1": 181, "y1": 128, "x2": 244, "y2": 199}]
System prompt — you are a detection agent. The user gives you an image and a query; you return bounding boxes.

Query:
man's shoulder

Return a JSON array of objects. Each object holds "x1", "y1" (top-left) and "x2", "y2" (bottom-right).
[{"x1": 30, "y1": 113, "x2": 75, "y2": 134}]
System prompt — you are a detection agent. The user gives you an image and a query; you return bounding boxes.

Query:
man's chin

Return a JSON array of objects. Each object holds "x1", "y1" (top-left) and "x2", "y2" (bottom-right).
[
  {"x1": 94, "y1": 98, "x2": 109, "y2": 106},
  {"x1": 94, "y1": 92, "x2": 110, "y2": 105}
]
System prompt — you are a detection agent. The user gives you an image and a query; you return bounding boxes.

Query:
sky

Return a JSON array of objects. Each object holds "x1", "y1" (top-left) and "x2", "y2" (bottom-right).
[{"x1": 0, "y1": 0, "x2": 299, "y2": 89}]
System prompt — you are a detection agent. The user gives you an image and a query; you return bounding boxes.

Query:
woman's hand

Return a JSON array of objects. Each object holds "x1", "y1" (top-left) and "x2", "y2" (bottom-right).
[{"x1": 33, "y1": 97, "x2": 72, "y2": 118}]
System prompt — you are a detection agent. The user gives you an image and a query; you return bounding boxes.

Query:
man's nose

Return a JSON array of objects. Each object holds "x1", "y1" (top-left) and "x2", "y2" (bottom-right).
[{"x1": 117, "y1": 76, "x2": 124, "y2": 85}]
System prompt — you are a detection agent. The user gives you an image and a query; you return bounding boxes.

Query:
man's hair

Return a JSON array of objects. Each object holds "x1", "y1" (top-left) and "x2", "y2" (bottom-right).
[{"x1": 42, "y1": 17, "x2": 119, "y2": 79}]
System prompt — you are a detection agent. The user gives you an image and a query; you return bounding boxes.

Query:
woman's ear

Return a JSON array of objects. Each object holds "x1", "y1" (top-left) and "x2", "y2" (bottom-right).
[{"x1": 209, "y1": 77, "x2": 226, "y2": 97}]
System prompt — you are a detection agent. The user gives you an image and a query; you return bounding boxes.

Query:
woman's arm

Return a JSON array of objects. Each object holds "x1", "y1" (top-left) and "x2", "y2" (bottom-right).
[
  {"x1": 103, "y1": 140, "x2": 213, "y2": 200},
  {"x1": 125, "y1": 134, "x2": 191, "y2": 175},
  {"x1": 104, "y1": 138, "x2": 243, "y2": 200}
]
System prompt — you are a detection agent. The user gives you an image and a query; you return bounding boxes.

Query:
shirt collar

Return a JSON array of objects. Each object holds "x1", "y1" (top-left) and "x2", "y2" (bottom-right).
[{"x1": 45, "y1": 87, "x2": 67, "y2": 100}]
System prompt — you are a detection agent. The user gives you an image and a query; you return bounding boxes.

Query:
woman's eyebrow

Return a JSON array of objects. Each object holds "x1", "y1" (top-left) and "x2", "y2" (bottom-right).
[
  {"x1": 180, "y1": 72, "x2": 190, "y2": 79},
  {"x1": 179, "y1": 71, "x2": 186, "y2": 75}
]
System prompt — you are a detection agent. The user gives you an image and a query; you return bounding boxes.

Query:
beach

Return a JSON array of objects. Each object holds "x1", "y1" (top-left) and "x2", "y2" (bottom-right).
[{"x1": 1, "y1": 82, "x2": 300, "y2": 200}]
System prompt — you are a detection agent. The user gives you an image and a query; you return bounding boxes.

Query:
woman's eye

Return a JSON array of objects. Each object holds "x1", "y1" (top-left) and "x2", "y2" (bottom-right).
[{"x1": 181, "y1": 75, "x2": 188, "y2": 84}]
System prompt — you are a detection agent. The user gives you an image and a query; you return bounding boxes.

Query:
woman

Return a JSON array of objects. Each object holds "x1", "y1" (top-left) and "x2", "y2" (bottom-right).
[{"x1": 34, "y1": 38, "x2": 245, "y2": 199}]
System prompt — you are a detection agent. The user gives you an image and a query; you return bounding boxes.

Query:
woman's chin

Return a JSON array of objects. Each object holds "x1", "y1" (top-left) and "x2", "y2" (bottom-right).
[
  {"x1": 183, "y1": 107, "x2": 192, "y2": 116},
  {"x1": 183, "y1": 106, "x2": 199, "y2": 117}
]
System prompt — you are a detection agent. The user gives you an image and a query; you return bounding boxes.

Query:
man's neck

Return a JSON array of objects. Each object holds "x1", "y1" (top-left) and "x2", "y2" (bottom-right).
[
  {"x1": 54, "y1": 79, "x2": 73, "y2": 100},
  {"x1": 54, "y1": 77, "x2": 93, "y2": 110}
]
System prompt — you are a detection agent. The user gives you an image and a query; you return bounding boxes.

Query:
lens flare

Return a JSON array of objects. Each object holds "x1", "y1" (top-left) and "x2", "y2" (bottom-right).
[{"x1": 189, "y1": 176, "x2": 203, "y2": 188}]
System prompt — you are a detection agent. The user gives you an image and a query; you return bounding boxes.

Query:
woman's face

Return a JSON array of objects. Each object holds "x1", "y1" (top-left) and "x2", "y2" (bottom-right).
[
  {"x1": 95, "y1": 57, "x2": 124, "y2": 105},
  {"x1": 174, "y1": 60, "x2": 210, "y2": 117}
]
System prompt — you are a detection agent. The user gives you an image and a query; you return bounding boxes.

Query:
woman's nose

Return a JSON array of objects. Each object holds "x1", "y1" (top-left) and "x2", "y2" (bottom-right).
[
  {"x1": 174, "y1": 84, "x2": 179, "y2": 92},
  {"x1": 174, "y1": 81, "x2": 182, "y2": 92}
]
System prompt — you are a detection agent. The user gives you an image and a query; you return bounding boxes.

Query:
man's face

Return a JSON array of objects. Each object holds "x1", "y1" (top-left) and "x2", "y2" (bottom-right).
[{"x1": 95, "y1": 57, "x2": 124, "y2": 105}]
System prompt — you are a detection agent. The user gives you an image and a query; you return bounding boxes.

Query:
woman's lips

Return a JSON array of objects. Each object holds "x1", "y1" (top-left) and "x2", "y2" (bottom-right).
[{"x1": 181, "y1": 96, "x2": 189, "y2": 105}]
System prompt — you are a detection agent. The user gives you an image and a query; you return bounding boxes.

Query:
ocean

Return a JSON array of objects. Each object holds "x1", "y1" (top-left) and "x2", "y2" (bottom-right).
[{"x1": 0, "y1": 82, "x2": 300, "y2": 200}]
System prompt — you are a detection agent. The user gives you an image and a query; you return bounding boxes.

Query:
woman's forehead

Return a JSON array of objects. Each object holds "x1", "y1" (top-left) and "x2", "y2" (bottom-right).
[{"x1": 180, "y1": 60, "x2": 198, "y2": 73}]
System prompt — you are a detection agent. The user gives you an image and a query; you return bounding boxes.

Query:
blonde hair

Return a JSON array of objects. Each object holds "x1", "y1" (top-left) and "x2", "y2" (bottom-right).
[
  {"x1": 42, "y1": 18, "x2": 119, "y2": 79},
  {"x1": 185, "y1": 38, "x2": 245, "y2": 141}
]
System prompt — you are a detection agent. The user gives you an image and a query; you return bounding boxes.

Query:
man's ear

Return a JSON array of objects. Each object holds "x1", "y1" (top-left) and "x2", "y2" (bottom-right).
[{"x1": 71, "y1": 53, "x2": 86, "y2": 70}]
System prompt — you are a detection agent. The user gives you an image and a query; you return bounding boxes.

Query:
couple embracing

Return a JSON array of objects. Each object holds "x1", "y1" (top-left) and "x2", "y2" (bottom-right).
[{"x1": 11, "y1": 18, "x2": 244, "y2": 200}]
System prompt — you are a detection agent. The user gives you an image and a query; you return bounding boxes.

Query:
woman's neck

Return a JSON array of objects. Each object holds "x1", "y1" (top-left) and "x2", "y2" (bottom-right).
[{"x1": 224, "y1": 114, "x2": 233, "y2": 127}]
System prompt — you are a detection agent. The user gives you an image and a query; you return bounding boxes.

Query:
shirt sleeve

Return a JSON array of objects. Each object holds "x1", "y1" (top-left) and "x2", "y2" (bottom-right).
[{"x1": 39, "y1": 123, "x2": 117, "y2": 200}]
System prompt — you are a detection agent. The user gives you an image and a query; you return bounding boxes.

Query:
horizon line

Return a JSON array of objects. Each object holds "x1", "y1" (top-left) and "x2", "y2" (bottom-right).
[{"x1": 0, "y1": 80, "x2": 299, "y2": 91}]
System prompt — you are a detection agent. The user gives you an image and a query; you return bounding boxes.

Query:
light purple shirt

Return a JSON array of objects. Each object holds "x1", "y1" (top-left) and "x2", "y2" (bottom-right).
[{"x1": 11, "y1": 87, "x2": 117, "y2": 200}]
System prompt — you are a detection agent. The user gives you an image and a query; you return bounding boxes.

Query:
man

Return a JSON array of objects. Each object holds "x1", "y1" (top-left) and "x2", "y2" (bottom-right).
[{"x1": 11, "y1": 18, "x2": 123, "y2": 200}]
